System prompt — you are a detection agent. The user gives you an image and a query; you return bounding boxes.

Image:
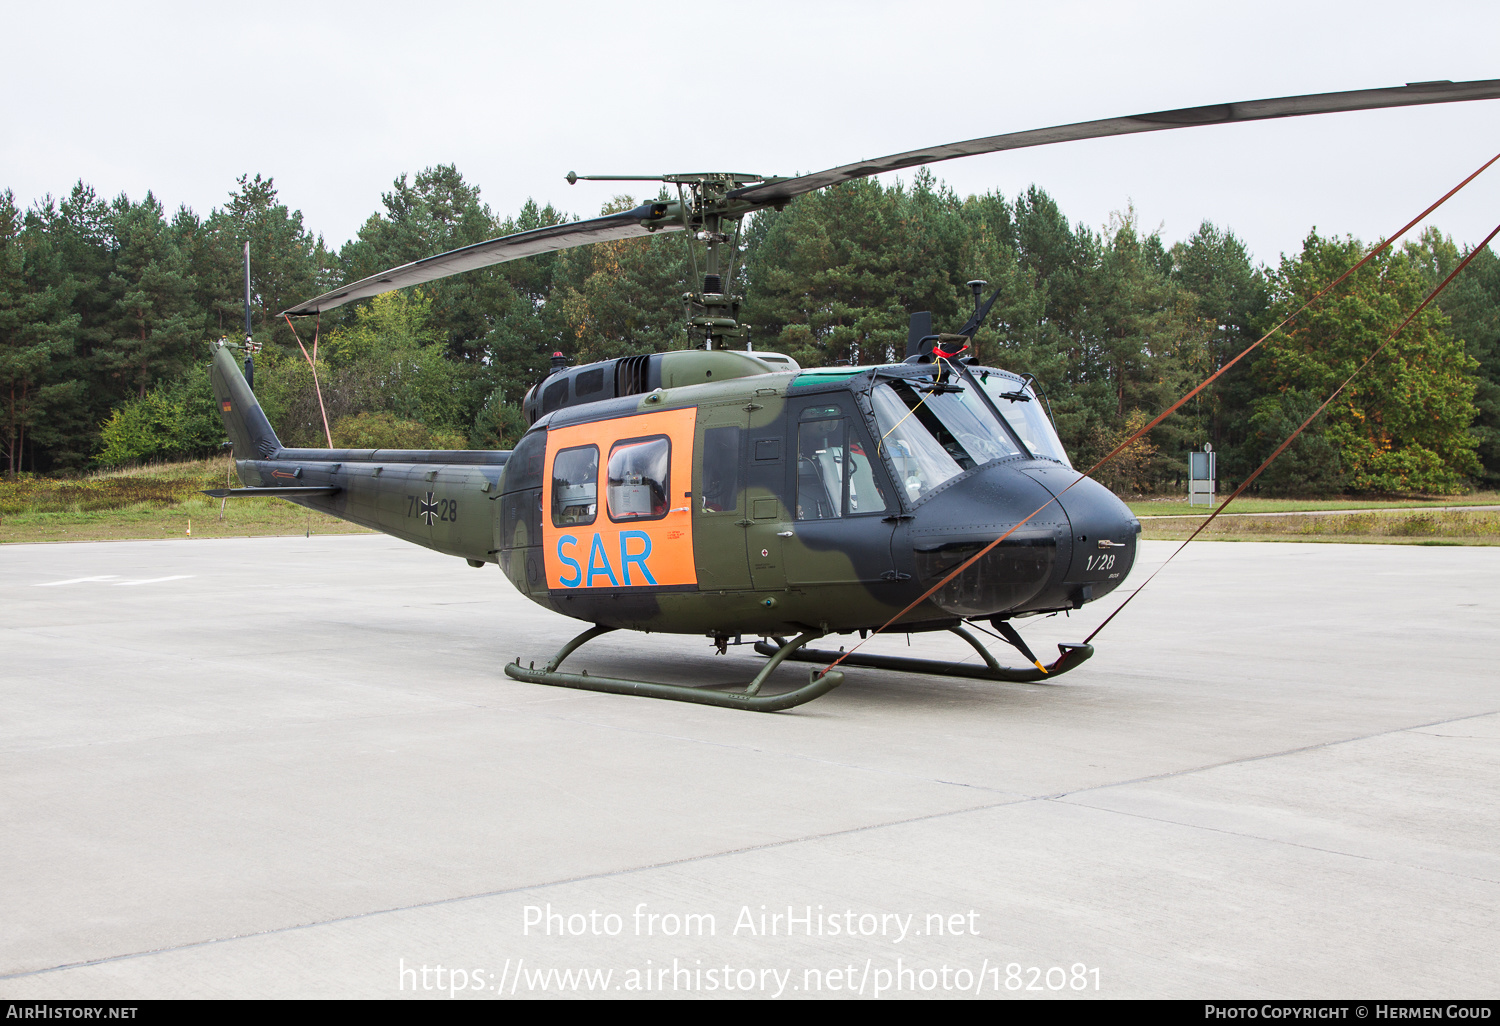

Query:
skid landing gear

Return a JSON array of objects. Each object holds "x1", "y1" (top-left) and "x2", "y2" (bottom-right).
[
  {"x1": 504, "y1": 626, "x2": 844, "y2": 712},
  {"x1": 754, "y1": 624, "x2": 1093, "y2": 683}
]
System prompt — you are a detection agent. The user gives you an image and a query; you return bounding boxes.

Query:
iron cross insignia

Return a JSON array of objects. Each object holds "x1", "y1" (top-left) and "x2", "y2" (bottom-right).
[{"x1": 418, "y1": 492, "x2": 439, "y2": 525}]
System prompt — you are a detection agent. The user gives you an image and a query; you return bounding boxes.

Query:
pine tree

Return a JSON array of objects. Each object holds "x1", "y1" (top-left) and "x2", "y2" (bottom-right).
[
  {"x1": 103, "y1": 192, "x2": 200, "y2": 399},
  {"x1": 1169, "y1": 222, "x2": 1268, "y2": 484},
  {"x1": 340, "y1": 165, "x2": 511, "y2": 358},
  {"x1": 203, "y1": 174, "x2": 332, "y2": 354},
  {"x1": 0, "y1": 191, "x2": 81, "y2": 475},
  {"x1": 549, "y1": 193, "x2": 690, "y2": 364}
]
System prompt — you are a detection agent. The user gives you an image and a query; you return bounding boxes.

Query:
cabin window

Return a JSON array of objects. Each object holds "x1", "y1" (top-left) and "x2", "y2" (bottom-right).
[
  {"x1": 551, "y1": 445, "x2": 598, "y2": 526},
  {"x1": 575, "y1": 367, "x2": 605, "y2": 397},
  {"x1": 607, "y1": 436, "x2": 671, "y2": 521},
  {"x1": 542, "y1": 377, "x2": 569, "y2": 414},
  {"x1": 700, "y1": 426, "x2": 740, "y2": 513}
]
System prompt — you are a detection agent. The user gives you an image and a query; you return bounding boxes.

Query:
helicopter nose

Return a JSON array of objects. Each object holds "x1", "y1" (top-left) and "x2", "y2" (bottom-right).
[
  {"x1": 905, "y1": 461, "x2": 1140, "y2": 620},
  {"x1": 1021, "y1": 463, "x2": 1141, "y2": 610}
]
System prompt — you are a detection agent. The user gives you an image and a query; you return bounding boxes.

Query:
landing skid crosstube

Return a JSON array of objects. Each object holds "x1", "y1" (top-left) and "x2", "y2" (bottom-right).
[{"x1": 504, "y1": 626, "x2": 844, "y2": 712}]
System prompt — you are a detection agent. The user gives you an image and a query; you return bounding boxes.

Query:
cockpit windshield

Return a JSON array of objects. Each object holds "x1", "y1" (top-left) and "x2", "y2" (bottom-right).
[
  {"x1": 869, "y1": 378, "x2": 1021, "y2": 502},
  {"x1": 870, "y1": 384, "x2": 961, "y2": 502},
  {"x1": 935, "y1": 380, "x2": 1022, "y2": 464},
  {"x1": 975, "y1": 369, "x2": 1073, "y2": 467}
]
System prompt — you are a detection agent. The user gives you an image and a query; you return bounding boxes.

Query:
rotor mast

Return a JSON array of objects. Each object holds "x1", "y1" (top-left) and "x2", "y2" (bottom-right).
[{"x1": 567, "y1": 171, "x2": 778, "y2": 350}]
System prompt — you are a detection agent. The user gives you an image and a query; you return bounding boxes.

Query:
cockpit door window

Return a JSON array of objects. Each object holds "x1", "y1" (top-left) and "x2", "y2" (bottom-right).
[{"x1": 796, "y1": 408, "x2": 890, "y2": 520}]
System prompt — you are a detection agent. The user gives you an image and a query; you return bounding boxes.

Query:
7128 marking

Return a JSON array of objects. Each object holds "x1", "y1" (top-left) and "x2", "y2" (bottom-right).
[{"x1": 407, "y1": 492, "x2": 458, "y2": 526}]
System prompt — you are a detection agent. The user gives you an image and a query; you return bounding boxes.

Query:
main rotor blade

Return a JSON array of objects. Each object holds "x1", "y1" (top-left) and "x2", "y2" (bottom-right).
[
  {"x1": 283, "y1": 201, "x2": 680, "y2": 316},
  {"x1": 729, "y1": 79, "x2": 1500, "y2": 207}
]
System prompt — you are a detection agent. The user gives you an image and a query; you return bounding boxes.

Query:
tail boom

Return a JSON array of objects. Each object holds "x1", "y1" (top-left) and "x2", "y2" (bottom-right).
[{"x1": 209, "y1": 342, "x2": 509, "y2": 564}]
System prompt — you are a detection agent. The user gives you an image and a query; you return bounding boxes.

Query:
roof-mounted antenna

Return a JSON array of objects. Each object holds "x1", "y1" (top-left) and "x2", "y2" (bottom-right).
[
  {"x1": 967, "y1": 280, "x2": 987, "y2": 320},
  {"x1": 957, "y1": 280, "x2": 1006, "y2": 339}
]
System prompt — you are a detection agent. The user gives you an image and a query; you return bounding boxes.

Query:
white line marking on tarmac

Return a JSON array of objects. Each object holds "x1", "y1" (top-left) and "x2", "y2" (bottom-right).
[
  {"x1": 112, "y1": 576, "x2": 194, "y2": 586},
  {"x1": 35, "y1": 576, "x2": 120, "y2": 586}
]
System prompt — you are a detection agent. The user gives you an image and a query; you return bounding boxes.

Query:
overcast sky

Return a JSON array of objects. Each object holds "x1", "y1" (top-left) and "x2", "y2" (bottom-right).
[{"x1": 3, "y1": 0, "x2": 1498, "y2": 270}]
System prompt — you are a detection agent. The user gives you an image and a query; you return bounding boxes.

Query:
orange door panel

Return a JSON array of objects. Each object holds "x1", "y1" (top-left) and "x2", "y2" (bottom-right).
[{"x1": 541, "y1": 407, "x2": 698, "y2": 590}]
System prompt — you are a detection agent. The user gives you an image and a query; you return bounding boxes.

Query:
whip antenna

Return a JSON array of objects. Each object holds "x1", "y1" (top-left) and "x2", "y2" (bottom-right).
[{"x1": 243, "y1": 240, "x2": 257, "y2": 390}]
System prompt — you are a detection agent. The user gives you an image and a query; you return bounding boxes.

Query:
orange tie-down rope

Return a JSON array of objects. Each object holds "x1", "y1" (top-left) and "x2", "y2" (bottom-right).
[
  {"x1": 283, "y1": 312, "x2": 333, "y2": 448},
  {"x1": 1082, "y1": 216, "x2": 1500, "y2": 646},
  {"x1": 819, "y1": 148, "x2": 1500, "y2": 679}
]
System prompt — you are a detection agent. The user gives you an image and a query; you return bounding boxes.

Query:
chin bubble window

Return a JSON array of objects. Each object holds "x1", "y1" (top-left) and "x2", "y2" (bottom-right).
[
  {"x1": 607, "y1": 436, "x2": 671, "y2": 521},
  {"x1": 551, "y1": 445, "x2": 598, "y2": 526}
]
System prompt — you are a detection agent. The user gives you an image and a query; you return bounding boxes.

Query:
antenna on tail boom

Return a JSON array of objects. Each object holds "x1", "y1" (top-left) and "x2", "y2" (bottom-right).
[{"x1": 242, "y1": 241, "x2": 257, "y2": 390}]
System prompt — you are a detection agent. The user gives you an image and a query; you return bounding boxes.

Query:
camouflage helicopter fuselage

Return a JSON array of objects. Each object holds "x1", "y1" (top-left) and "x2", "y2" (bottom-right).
[{"x1": 211, "y1": 343, "x2": 1140, "y2": 645}]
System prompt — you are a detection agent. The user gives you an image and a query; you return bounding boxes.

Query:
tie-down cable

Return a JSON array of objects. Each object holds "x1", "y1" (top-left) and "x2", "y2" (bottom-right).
[{"x1": 819, "y1": 147, "x2": 1500, "y2": 679}]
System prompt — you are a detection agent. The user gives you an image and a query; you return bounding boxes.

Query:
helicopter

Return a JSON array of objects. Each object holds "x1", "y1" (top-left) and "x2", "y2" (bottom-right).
[{"x1": 208, "y1": 78, "x2": 1500, "y2": 711}]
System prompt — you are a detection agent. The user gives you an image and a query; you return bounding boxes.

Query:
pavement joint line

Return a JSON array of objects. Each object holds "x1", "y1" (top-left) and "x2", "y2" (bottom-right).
[
  {"x1": 0, "y1": 794, "x2": 1031, "y2": 982},
  {"x1": 0, "y1": 692, "x2": 1024, "y2": 797},
  {"x1": 6, "y1": 708, "x2": 1495, "y2": 982},
  {"x1": 1031, "y1": 707, "x2": 1500, "y2": 885},
  {"x1": 1047, "y1": 797, "x2": 1500, "y2": 886},
  {"x1": 0, "y1": 644, "x2": 1034, "y2": 796},
  {"x1": 1406, "y1": 731, "x2": 1494, "y2": 739},
  {"x1": 1036, "y1": 707, "x2": 1500, "y2": 802}
]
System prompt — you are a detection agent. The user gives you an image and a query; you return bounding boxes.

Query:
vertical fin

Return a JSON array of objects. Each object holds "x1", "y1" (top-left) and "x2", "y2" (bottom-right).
[{"x1": 209, "y1": 343, "x2": 282, "y2": 459}]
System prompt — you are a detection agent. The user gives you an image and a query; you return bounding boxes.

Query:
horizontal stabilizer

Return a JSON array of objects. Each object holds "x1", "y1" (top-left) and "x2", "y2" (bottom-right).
[{"x1": 202, "y1": 487, "x2": 341, "y2": 499}]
